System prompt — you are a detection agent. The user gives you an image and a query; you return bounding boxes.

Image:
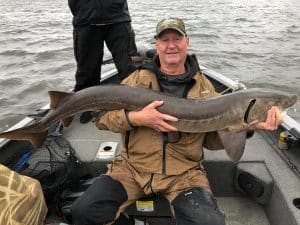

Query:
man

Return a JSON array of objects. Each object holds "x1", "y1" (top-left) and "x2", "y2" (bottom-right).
[
  {"x1": 71, "y1": 18, "x2": 283, "y2": 225},
  {"x1": 68, "y1": 0, "x2": 137, "y2": 123}
]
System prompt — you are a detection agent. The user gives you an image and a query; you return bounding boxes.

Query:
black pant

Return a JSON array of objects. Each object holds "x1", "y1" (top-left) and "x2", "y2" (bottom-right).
[
  {"x1": 71, "y1": 176, "x2": 225, "y2": 225},
  {"x1": 72, "y1": 22, "x2": 137, "y2": 91},
  {"x1": 71, "y1": 176, "x2": 128, "y2": 225}
]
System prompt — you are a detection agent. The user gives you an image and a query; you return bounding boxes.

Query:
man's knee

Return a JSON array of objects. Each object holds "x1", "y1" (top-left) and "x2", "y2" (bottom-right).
[
  {"x1": 172, "y1": 187, "x2": 225, "y2": 225},
  {"x1": 71, "y1": 175, "x2": 128, "y2": 225}
]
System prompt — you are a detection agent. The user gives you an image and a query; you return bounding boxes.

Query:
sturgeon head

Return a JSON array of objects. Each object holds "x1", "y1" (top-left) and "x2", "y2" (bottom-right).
[
  {"x1": 219, "y1": 88, "x2": 297, "y2": 162},
  {"x1": 244, "y1": 88, "x2": 297, "y2": 125}
]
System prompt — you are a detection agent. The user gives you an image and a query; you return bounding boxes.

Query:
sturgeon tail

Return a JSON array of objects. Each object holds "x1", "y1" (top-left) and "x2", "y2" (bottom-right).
[{"x1": 0, "y1": 123, "x2": 48, "y2": 148}]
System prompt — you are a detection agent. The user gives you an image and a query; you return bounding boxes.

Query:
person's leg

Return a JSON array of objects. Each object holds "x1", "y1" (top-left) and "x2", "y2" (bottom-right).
[
  {"x1": 172, "y1": 187, "x2": 225, "y2": 225},
  {"x1": 106, "y1": 159, "x2": 145, "y2": 221},
  {"x1": 71, "y1": 159, "x2": 144, "y2": 225},
  {"x1": 73, "y1": 25, "x2": 104, "y2": 92},
  {"x1": 105, "y1": 22, "x2": 137, "y2": 81},
  {"x1": 72, "y1": 25, "x2": 105, "y2": 123},
  {"x1": 159, "y1": 169, "x2": 225, "y2": 225},
  {"x1": 71, "y1": 175, "x2": 127, "y2": 225}
]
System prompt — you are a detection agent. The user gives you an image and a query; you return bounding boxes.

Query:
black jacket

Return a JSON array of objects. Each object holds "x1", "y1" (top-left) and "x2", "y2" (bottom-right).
[{"x1": 68, "y1": 0, "x2": 131, "y2": 26}]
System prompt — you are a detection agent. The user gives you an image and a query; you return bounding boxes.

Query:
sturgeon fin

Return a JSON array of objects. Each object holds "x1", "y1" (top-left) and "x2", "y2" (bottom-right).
[
  {"x1": 29, "y1": 131, "x2": 48, "y2": 148},
  {"x1": 48, "y1": 91, "x2": 74, "y2": 109},
  {"x1": 0, "y1": 125, "x2": 48, "y2": 148},
  {"x1": 217, "y1": 129, "x2": 247, "y2": 162}
]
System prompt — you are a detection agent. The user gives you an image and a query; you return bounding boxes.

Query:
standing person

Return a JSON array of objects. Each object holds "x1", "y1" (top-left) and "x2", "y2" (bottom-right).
[
  {"x1": 68, "y1": 0, "x2": 138, "y2": 123},
  {"x1": 71, "y1": 18, "x2": 283, "y2": 225}
]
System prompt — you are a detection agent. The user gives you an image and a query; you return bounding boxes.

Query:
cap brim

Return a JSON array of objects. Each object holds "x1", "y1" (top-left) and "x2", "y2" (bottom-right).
[{"x1": 155, "y1": 27, "x2": 186, "y2": 39}]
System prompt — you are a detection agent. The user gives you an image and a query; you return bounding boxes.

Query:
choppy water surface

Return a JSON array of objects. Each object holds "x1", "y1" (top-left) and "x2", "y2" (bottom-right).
[{"x1": 0, "y1": 0, "x2": 299, "y2": 131}]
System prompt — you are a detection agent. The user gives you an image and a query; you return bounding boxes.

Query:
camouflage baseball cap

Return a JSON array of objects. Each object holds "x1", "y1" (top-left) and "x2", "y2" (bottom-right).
[{"x1": 155, "y1": 18, "x2": 187, "y2": 39}]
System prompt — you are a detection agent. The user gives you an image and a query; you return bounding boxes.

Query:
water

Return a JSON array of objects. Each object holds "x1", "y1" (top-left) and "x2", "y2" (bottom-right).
[{"x1": 0, "y1": 0, "x2": 299, "y2": 132}]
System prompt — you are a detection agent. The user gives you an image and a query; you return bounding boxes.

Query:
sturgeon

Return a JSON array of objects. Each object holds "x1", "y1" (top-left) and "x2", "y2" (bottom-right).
[{"x1": 0, "y1": 84, "x2": 297, "y2": 161}]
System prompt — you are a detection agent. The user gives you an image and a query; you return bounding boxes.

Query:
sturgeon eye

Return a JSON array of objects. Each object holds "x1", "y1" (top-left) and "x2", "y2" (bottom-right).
[{"x1": 244, "y1": 99, "x2": 256, "y2": 123}]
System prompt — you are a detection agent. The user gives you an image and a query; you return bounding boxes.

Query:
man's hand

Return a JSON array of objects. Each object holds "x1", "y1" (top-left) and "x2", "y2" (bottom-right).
[
  {"x1": 248, "y1": 106, "x2": 283, "y2": 131},
  {"x1": 128, "y1": 101, "x2": 178, "y2": 132}
]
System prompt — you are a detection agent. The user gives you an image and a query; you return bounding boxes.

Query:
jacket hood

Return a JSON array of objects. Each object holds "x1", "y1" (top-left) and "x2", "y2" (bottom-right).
[{"x1": 140, "y1": 54, "x2": 200, "y2": 84}]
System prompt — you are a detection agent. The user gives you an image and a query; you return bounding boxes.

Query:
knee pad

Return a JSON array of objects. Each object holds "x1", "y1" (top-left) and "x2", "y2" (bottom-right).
[
  {"x1": 172, "y1": 187, "x2": 225, "y2": 225},
  {"x1": 71, "y1": 175, "x2": 128, "y2": 225}
]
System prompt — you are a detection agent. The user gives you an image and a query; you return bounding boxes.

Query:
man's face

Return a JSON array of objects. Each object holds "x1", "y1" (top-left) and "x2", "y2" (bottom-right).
[{"x1": 156, "y1": 29, "x2": 189, "y2": 68}]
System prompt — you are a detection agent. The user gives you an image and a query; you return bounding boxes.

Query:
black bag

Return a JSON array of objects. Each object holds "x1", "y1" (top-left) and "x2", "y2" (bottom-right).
[{"x1": 13, "y1": 135, "x2": 78, "y2": 196}]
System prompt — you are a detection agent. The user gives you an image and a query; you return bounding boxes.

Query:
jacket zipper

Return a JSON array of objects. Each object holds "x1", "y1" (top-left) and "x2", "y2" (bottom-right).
[{"x1": 162, "y1": 133, "x2": 168, "y2": 175}]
